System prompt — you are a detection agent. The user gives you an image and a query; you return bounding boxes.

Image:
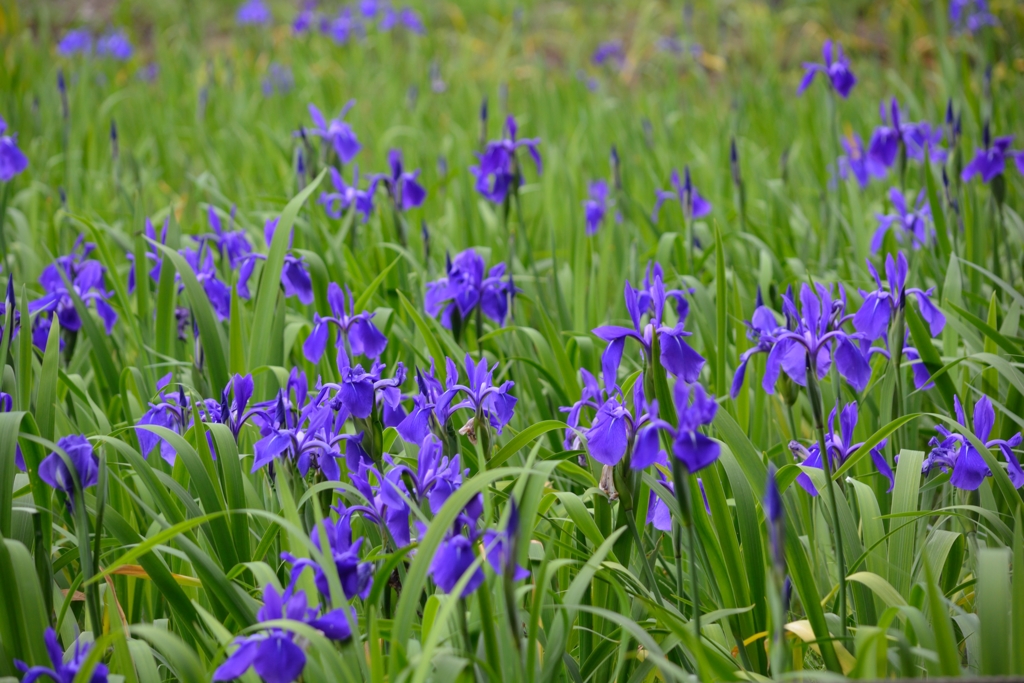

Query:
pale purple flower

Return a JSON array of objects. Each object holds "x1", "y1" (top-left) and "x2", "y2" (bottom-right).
[
  {"x1": 320, "y1": 165, "x2": 378, "y2": 222},
  {"x1": 57, "y1": 29, "x2": 93, "y2": 56},
  {"x1": 652, "y1": 167, "x2": 711, "y2": 222},
  {"x1": 307, "y1": 101, "x2": 361, "y2": 164},
  {"x1": 96, "y1": 29, "x2": 133, "y2": 60},
  {"x1": 797, "y1": 39, "x2": 856, "y2": 98},
  {"x1": 236, "y1": 0, "x2": 272, "y2": 25},
  {"x1": 871, "y1": 188, "x2": 932, "y2": 252},
  {"x1": 583, "y1": 180, "x2": 609, "y2": 235}
]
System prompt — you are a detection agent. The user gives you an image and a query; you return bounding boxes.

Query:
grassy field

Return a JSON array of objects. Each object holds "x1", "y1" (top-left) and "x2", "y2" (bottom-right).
[{"x1": 2, "y1": 0, "x2": 1024, "y2": 681}]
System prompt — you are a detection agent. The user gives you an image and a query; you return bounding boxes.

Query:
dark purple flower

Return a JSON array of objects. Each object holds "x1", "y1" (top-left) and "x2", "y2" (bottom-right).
[
  {"x1": 283, "y1": 504, "x2": 373, "y2": 600},
  {"x1": 308, "y1": 102, "x2": 361, "y2": 164},
  {"x1": 303, "y1": 282, "x2": 388, "y2": 365},
  {"x1": 320, "y1": 166, "x2": 378, "y2": 222},
  {"x1": 441, "y1": 354, "x2": 517, "y2": 438},
  {"x1": 431, "y1": 529, "x2": 484, "y2": 596},
  {"x1": 57, "y1": 29, "x2": 93, "y2": 56},
  {"x1": 180, "y1": 244, "x2": 232, "y2": 320},
  {"x1": 251, "y1": 392, "x2": 347, "y2": 480},
  {"x1": 95, "y1": 29, "x2": 133, "y2": 60},
  {"x1": 950, "y1": 0, "x2": 998, "y2": 32},
  {"x1": 871, "y1": 188, "x2": 932, "y2": 253},
  {"x1": 592, "y1": 41, "x2": 625, "y2": 67},
  {"x1": 923, "y1": 395, "x2": 1024, "y2": 490},
  {"x1": 652, "y1": 167, "x2": 711, "y2": 222},
  {"x1": 349, "y1": 459, "x2": 413, "y2": 546},
  {"x1": 797, "y1": 39, "x2": 856, "y2": 98},
  {"x1": 0, "y1": 115, "x2": 29, "y2": 182},
  {"x1": 396, "y1": 361, "x2": 456, "y2": 444},
  {"x1": 128, "y1": 217, "x2": 168, "y2": 293},
  {"x1": 593, "y1": 263, "x2": 705, "y2": 388},
  {"x1": 853, "y1": 252, "x2": 945, "y2": 341},
  {"x1": 424, "y1": 248, "x2": 517, "y2": 328},
  {"x1": 470, "y1": 115, "x2": 541, "y2": 204},
  {"x1": 384, "y1": 149, "x2": 427, "y2": 211},
  {"x1": 962, "y1": 126, "x2": 1018, "y2": 184},
  {"x1": 30, "y1": 240, "x2": 118, "y2": 341},
  {"x1": 15, "y1": 628, "x2": 108, "y2": 683},
  {"x1": 218, "y1": 374, "x2": 261, "y2": 441},
  {"x1": 583, "y1": 180, "x2": 609, "y2": 235},
  {"x1": 790, "y1": 402, "x2": 894, "y2": 495},
  {"x1": 236, "y1": 0, "x2": 272, "y2": 25},
  {"x1": 765, "y1": 464, "x2": 785, "y2": 570},
  {"x1": 868, "y1": 99, "x2": 904, "y2": 169},
  {"x1": 38, "y1": 435, "x2": 99, "y2": 507},
  {"x1": 633, "y1": 380, "x2": 720, "y2": 474},
  {"x1": 205, "y1": 205, "x2": 253, "y2": 269},
  {"x1": 483, "y1": 501, "x2": 529, "y2": 580},
  {"x1": 836, "y1": 133, "x2": 886, "y2": 189},
  {"x1": 214, "y1": 584, "x2": 352, "y2": 683}
]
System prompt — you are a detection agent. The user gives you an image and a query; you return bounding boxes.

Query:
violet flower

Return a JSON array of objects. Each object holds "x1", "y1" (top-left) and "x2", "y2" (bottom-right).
[
  {"x1": 440, "y1": 353, "x2": 517, "y2": 439},
  {"x1": 95, "y1": 29, "x2": 133, "y2": 60},
  {"x1": 652, "y1": 167, "x2": 711, "y2": 222},
  {"x1": 424, "y1": 248, "x2": 517, "y2": 328},
  {"x1": 383, "y1": 149, "x2": 427, "y2": 211},
  {"x1": 251, "y1": 392, "x2": 347, "y2": 480},
  {"x1": 765, "y1": 464, "x2": 785, "y2": 571},
  {"x1": 205, "y1": 205, "x2": 253, "y2": 270},
  {"x1": 583, "y1": 180, "x2": 609, "y2": 235},
  {"x1": 213, "y1": 584, "x2": 352, "y2": 683},
  {"x1": 30, "y1": 240, "x2": 118, "y2": 343},
  {"x1": 57, "y1": 29, "x2": 93, "y2": 56},
  {"x1": 320, "y1": 166, "x2": 378, "y2": 223},
  {"x1": 836, "y1": 133, "x2": 886, "y2": 189},
  {"x1": 236, "y1": 0, "x2": 272, "y2": 26},
  {"x1": 950, "y1": 0, "x2": 998, "y2": 32},
  {"x1": 283, "y1": 504, "x2": 374, "y2": 600},
  {"x1": 237, "y1": 220, "x2": 313, "y2": 306},
  {"x1": 180, "y1": 244, "x2": 232, "y2": 320},
  {"x1": 962, "y1": 125, "x2": 1019, "y2": 183},
  {"x1": 308, "y1": 102, "x2": 361, "y2": 164},
  {"x1": 217, "y1": 373, "x2": 262, "y2": 441},
  {"x1": 797, "y1": 39, "x2": 856, "y2": 98},
  {"x1": 581, "y1": 377, "x2": 659, "y2": 467},
  {"x1": 38, "y1": 435, "x2": 99, "y2": 509},
  {"x1": 431, "y1": 529, "x2": 485, "y2": 595},
  {"x1": 303, "y1": 282, "x2": 388, "y2": 365},
  {"x1": 871, "y1": 188, "x2": 932, "y2": 253},
  {"x1": 396, "y1": 361, "x2": 457, "y2": 445},
  {"x1": 868, "y1": 99, "x2": 905, "y2": 170},
  {"x1": 559, "y1": 368, "x2": 609, "y2": 450},
  {"x1": 470, "y1": 115, "x2": 541, "y2": 204},
  {"x1": 922, "y1": 394, "x2": 1024, "y2": 490},
  {"x1": 631, "y1": 380, "x2": 720, "y2": 474},
  {"x1": 15, "y1": 628, "x2": 108, "y2": 683},
  {"x1": 128, "y1": 217, "x2": 168, "y2": 293},
  {"x1": 853, "y1": 252, "x2": 945, "y2": 341},
  {"x1": 592, "y1": 41, "x2": 625, "y2": 67},
  {"x1": 594, "y1": 262, "x2": 705, "y2": 388},
  {"x1": 0, "y1": 115, "x2": 29, "y2": 181},
  {"x1": 789, "y1": 402, "x2": 894, "y2": 495},
  {"x1": 137, "y1": 384, "x2": 221, "y2": 465},
  {"x1": 386, "y1": 435, "x2": 469, "y2": 515},
  {"x1": 482, "y1": 501, "x2": 529, "y2": 580}
]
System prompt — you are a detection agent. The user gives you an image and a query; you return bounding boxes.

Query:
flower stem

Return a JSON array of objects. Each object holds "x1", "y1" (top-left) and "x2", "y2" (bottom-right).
[
  {"x1": 804, "y1": 361, "x2": 847, "y2": 639},
  {"x1": 670, "y1": 458, "x2": 700, "y2": 637},
  {"x1": 623, "y1": 507, "x2": 664, "y2": 606}
]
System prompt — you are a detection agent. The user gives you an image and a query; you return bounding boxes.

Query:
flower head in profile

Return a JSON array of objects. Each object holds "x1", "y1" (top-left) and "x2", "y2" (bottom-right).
[
  {"x1": 0, "y1": 115, "x2": 29, "y2": 182},
  {"x1": 483, "y1": 500, "x2": 529, "y2": 580},
  {"x1": 30, "y1": 239, "x2": 118, "y2": 345},
  {"x1": 470, "y1": 115, "x2": 542, "y2": 204},
  {"x1": 283, "y1": 505, "x2": 374, "y2": 601},
  {"x1": 871, "y1": 188, "x2": 932, "y2": 253},
  {"x1": 789, "y1": 402, "x2": 894, "y2": 495},
  {"x1": 214, "y1": 583, "x2": 353, "y2": 683},
  {"x1": 431, "y1": 526, "x2": 485, "y2": 596},
  {"x1": 962, "y1": 125, "x2": 1020, "y2": 184},
  {"x1": 797, "y1": 39, "x2": 856, "y2": 98},
  {"x1": 303, "y1": 282, "x2": 388, "y2": 366},
  {"x1": 922, "y1": 395, "x2": 1024, "y2": 490},
  {"x1": 765, "y1": 464, "x2": 785, "y2": 571},
  {"x1": 630, "y1": 380, "x2": 720, "y2": 473},
  {"x1": 396, "y1": 361, "x2": 457, "y2": 444},
  {"x1": 236, "y1": 0, "x2": 272, "y2": 25},
  {"x1": 852, "y1": 252, "x2": 945, "y2": 342},
  {"x1": 652, "y1": 167, "x2": 711, "y2": 222},
  {"x1": 424, "y1": 248, "x2": 518, "y2": 329},
  {"x1": 180, "y1": 243, "x2": 232, "y2": 320},
  {"x1": 38, "y1": 435, "x2": 99, "y2": 509},
  {"x1": 96, "y1": 29, "x2": 133, "y2": 60},
  {"x1": 836, "y1": 133, "x2": 886, "y2": 189},
  {"x1": 307, "y1": 101, "x2": 361, "y2": 164},
  {"x1": 383, "y1": 149, "x2": 427, "y2": 211},
  {"x1": 583, "y1": 180, "x2": 610, "y2": 235},
  {"x1": 441, "y1": 354, "x2": 517, "y2": 439},
  {"x1": 16, "y1": 628, "x2": 108, "y2": 683},
  {"x1": 57, "y1": 28, "x2": 93, "y2": 56},
  {"x1": 320, "y1": 165, "x2": 379, "y2": 223}
]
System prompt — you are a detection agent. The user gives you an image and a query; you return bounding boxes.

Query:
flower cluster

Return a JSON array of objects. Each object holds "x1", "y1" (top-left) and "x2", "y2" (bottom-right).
[
  {"x1": 471, "y1": 115, "x2": 542, "y2": 204},
  {"x1": 57, "y1": 27, "x2": 133, "y2": 59},
  {"x1": 425, "y1": 248, "x2": 517, "y2": 330}
]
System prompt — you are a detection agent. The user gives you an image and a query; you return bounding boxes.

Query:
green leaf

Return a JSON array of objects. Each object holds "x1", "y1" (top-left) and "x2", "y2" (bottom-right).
[
  {"x1": 887, "y1": 449, "x2": 924, "y2": 597},
  {"x1": 354, "y1": 255, "x2": 401, "y2": 313},
  {"x1": 977, "y1": 547, "x2": 1011, "y2": 675},
  {"x1": 489, "y1": 419, "x2": 568, "y2": 468},
  {"x1": 906, "y1": 301, "x2": 958, "y2": 415}
]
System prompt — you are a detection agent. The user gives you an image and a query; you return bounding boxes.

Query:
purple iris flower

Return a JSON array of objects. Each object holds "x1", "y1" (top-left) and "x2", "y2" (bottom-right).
[
  {"x1": 871, "y1": 188, "x2": 932, "y2": 253},
  {"x1": 789, "y1": 402, "x2": 894, "y2": 496},
  {"x1": 0, "y1": 115, "x2": 29, "y2": 181},
  {"x1": 853, "y1": 252, "x2": 945, "y2": 342},
  {"x1": 398, "y1": 8, "x2": 426, "y2": 34},
  {"x1": 283, "y1": 504, "x2": 374, "y2": 600},
  {"x1": 483, "y1": 501, "x2": 529, "y2": 580},
  {"x1": 236, "y1": 222, "x2": 313, "y2": 306},
  {"x1": 592, "y1": 41, "x2": 625, "y2": 67},
  {"x1": 95, "y1": 30, "x2": 133, "y2": 60},
  {"x1": 924, "y1": 395, "x2": 1024, "y2": 490},
  {"x1": 583, "y1": 180, "x2": 609, "y2": 235},
  {"x1": 631, "y1": 380, "x2": 720, "y2": 473},
  {"x1": 38, "y1": 435, "x2": 99, "y2": 509},
  {"x1": 205, "y1": 206, "x2": 253, "y2": 269},
  {"x1": 320, "y1": 166, "x2": 379, "y2": 223},
  {"x1": 251, "y1": 392, "x2": 349, "y2": 480},
  {"x1": 797, "y1": 39, "x2": 856, "y2": 98},
  {"x1": 137, "y1": 384, "x2": 221, "y2": 465},
  {"x1": 128, "y1": 217, "x2": 168, "y2": 293},
  {"x1": 950, "y1": 0, "x2": 998, "y2": 32},
  {"x1": 214, "y1": 583, "x2": 352, "y2": 683},
  {"x1": 962, "y1": 126, "x2": 1020, "y2": 183},
  {"x1": 217, "y1": 374, "x2": 262, "y2": 440},
  {"x1": 424, "y1": 248, "x2": 517, "y2": 328},
  {"x1": 903, "y1": 121, "x2": 947, "y2": 164},
  {"x1": 326, "y1": 8, "x2": 362, "y2": 43},
  {"x1": 360, "y1": 0, "x2": 379, "y2": 18},
  {"x1": 652, "y1": 166, "x2": 712, "y2": 223},
  {"x1": 470, "y1": 115, "x2": 542, "y2": 204},
  {"x1": 560, "y1": 368, "x2": 609, "y2": 450},
  {"x1": 396, "y1": 361, "x2": 457, "y2": 444},
  {"x1": 579, "y1": 376, "x2": 657, "y2": 467},
  {"x1": 180, "y1": 244, "x2": 232, "y2": 320},
  {"x1": 765, "y1": 464, "x2": 785, "y2": 570},
  {"x1": 836, "y1": 133, "x2": 886, "y2": 189},
  {"x1": 3, "y1": 391, "x2": 27, "y2": 471},
  {"x1": 593, "y1": 262, "x2": 705, "y2": 388},
  {"x1": 440, "y1": 354, "x2": 517, "y2": 438},
  {"x1": 15, "y1": 628, "x2": 108, "y2": 683},
  {"x1": 308, "y1": 102, "x2": 361, "y2": 164},
  {"x1": 236, "y1": 0, "x2": 272, "y2": 26},
  {"x1": 868, "y1": 99, "x2": 905, "y2": 169},
  {"x1": 30, "y1": 240, "x2": 118, "y2": 343},
  {"x1": 57, "y1": 28, "x2": 93, "y2": 56},
  {"x1": 293, "y1": 2, "x2": 317, "y2": 32},
  {"x1": 731, "y1": 290, "x2": 788, "y2": 398},
  {"x1": 384, "y1": 435, "x2": 469, "y2": 515},
  {"x1": 303, "y1": 282, "x2": 388, "y2": 365},
  {"x1": 383, "y1": 149, "x2": 427, "y2": 211},
  {"x1": 262, "y1": 63, "x2": 295, "y2": 97}
]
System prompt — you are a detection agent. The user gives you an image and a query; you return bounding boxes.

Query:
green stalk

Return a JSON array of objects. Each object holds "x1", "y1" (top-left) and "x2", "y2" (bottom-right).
[
  {"x1": 622, "y1": 506, "x2": 664, "y2": 606},
  {"x1": 670, "y1": 458, "x2": 699, "y2": 637},
  {"x1": 476, "y1": 582, "x2": 503, "y2": 668},
  {"x1": 804, "y1": 357, "x2": 847, "y2": 639}
]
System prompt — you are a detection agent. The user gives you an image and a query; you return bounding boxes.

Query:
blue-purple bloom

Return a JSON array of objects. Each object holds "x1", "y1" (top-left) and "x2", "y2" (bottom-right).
[
  {"x1": 950, "y1": 0, "x2": 998, "y2": 33},
  {"x1": 396, "y1": 361, "x2": 457, "y2": 444},
  {"x1": 205, "y1": 205, "x2": 253, "y2": 270},
  {"x1": 765, "y1": 464, "x2": 784, "y2": 570},
  {"x1": 57, "y1": 29, "x2": 93, "y2": 56},
  {"x1": 308, "y1": 102, "x2": 361, "y2": 164},
  {"x1": 853, "y1": 252, "x2": 945, "y2": 342},
  {"x1": 631, "y1": 380, "x2": 720, "y2": 474},
  {"x1": 871, "y1": 188, "x2": 932, "y2": 253},
  {"x1": 594, "y1": 263, "x2": 705, "y2": 388},
  {"x1": 962, "y1": 126, "x2": 1020, "y2": 183},
  {"x1": 320, "y1": 166, "x2": 378, "y2": 222},
  {"x1": 95, "y1": 30, "x2": 133, "y2": 60},
  {"x1": 579, "y1": 375, "x2": 657, "y2": 467},
  {"x1": 251, "y1": 391, "x2": 349, "y2": 480},
  {"x1": 592, "y1": 41, "x2": 625, "y2": 67},
  {"x1": 38, "y1": 435, "x2": 99, "y2": 508},
  {"x1": 303, "y1": 282, "x2": 388, "y2": 365},
  {"x1": 180, "y1": 244, "x2": 232, "y2": 320},
  {"x1": 0, "y1": 115, "x2": 29, "y2": 182},
  {"x1": 797, "y1": 39, "x2": 856, "y2": 98},
  {"x1": 470, "y1": 115, "x2": 541, "y2": 204},
  {"x1": 836, "y1": 133, "x2": 886, "y2": 189},
  {"x1": 431, "y1": 528, "x2": 485, "y2": 596},
  {"x1": 236, "y1": 0, "x2": 272, "y2": 25},
  {"x1": 583, "y1": 180, "x2": 609, "y2": 235},
  {"x1": 652, "y1": 167, "x2": 711, "y2": 222},
  {"x1": 262, "y1": 63, "x2": 295, "y2": 96},
  {"x1": 483, "y1": 501, "x2": 529, "y2": 580},
  {"x1": 383, "y1": 149, "x2": 427, "y2": 211},
  {"x1": 790, "y1": 402, "x2": 894, "y2": 495},
  {"x1": 30, "y1": 240, "x2": 118, "y2": 345},
  {"x1": 213, "y1": 583, "x2": 352, "y2": 683},
  {"x1": 16, "y1": 628, "x2": 108, "y2": 683},
  {"x1": 379, "y1": 6, "x2": 425, "y2": 34},
  {"x1": 923, "y1": 395, "x2": 1024, "y2": 490},
  {"x1": 424, "y1": 249, "x2": 517, "y2": 328},
  {"x1": 441, "y1": 354, "x2": 517, "y2": 438},
  {"x1": 869, "y1": 99, "x2": 948, "y2": 170},
  {"x1": 284, "y1": 505, "x2": 374, "y2": 600}
]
